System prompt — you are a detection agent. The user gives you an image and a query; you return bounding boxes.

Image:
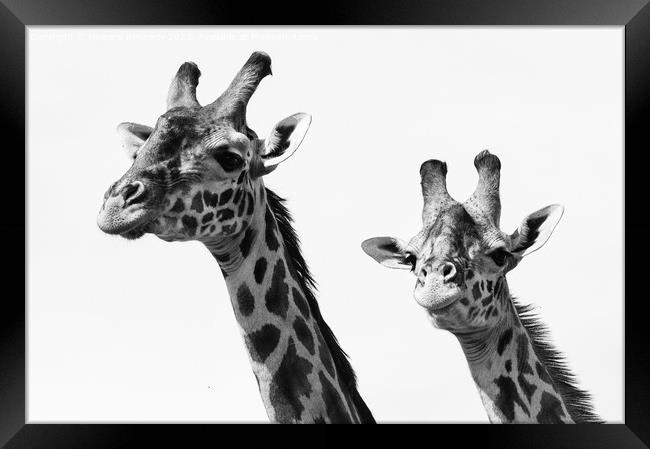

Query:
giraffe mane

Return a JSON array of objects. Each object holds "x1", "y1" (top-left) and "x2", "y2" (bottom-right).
[
  {"x1": 265, "y1": 188, "x2": 376, "y2": 423},
  {"x1": 513, "y1": 299, "x2": 603, "y2": 423}
]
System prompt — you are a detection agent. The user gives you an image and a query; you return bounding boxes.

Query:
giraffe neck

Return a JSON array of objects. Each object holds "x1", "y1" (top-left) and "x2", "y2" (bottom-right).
[
  {"x1": 453, "y1": 279, "x2": 574, "y2": 423},
  {"x1": 203, "y1": 183, "x2": 367, "y2": 423}
]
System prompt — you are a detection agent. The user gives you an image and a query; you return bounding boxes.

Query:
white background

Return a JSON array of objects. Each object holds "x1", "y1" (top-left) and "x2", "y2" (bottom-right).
[{"x1": 27, "y1": 27, "x2": 623, "y2": 422}]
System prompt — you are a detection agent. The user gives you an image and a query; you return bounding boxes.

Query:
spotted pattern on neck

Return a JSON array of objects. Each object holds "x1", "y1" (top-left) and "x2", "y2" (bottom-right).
[
  {"x1": 452, "y1": 277, "x2": 599, "y2": 423},
  {"x1": 208, "y1": 184, "x2": 373, "y2": 423}
]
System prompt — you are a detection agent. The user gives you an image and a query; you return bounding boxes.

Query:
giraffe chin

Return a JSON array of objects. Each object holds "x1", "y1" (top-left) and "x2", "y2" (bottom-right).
[
  {"x1": 114, "y1": 212, "x2": 159, "y2": 240},
  {"x1": 428, "y1": 296, "x2": 461, "y2": 313},
  {"x1": 120, "y1": 223, "x2": 150, "y2": 240},
  {"x1": 415, "y1": 286, "x2": 464, "y2": 312},
  {"x1": 97, "y1": 198, "x2": 161, "y2": 238}
]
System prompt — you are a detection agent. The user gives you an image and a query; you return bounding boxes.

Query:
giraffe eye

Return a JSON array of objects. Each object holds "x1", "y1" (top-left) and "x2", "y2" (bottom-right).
[
  {"x1": 487, "y1": 248, "x2": 511, "y2": 267},
  {"x1": 404, "y1": 253, "x2": 417, "y2": 272},
  {"x1": 215, "y1": 152, "x2": 244, "y2": 172}
]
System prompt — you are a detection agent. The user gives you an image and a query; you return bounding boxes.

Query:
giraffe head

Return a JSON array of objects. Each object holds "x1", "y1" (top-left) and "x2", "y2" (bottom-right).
[
  {"x1": 362, "y1": 151, "x2": 563, "y2": 333},
  {"x1": 97, "y1": 52, "x2": 311, "y2": 242}
]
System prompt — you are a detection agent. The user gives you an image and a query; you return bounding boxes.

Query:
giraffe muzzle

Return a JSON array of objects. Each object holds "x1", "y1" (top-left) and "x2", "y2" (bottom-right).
[
  {"x1": 97, "y1": 181, "x2": 158, "y2": 236},
  {"x1": 414, "y1": 261, "x2": 464, "y2": 311}
]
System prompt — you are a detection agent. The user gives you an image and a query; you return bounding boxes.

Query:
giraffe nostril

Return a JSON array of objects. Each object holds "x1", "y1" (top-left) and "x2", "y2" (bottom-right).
[
  {"x1": 122, "y1": 181, "x2": 147, "y2": 206},
  {"x1": 441, "y1": 262, "x2": 456, "y2": 282}
]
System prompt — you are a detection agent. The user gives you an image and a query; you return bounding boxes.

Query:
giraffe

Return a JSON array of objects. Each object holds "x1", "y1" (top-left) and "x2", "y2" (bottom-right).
[
  {"x1": 361, "y1": 150, "x2": 601, "y2": 423},
  {"x1": 97, "y1": 52, "x2": 375, "y2": 424}
]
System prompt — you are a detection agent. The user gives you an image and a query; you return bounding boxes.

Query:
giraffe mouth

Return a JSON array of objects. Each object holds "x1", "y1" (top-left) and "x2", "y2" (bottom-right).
[
  {"x1": 429, "y1": 296, "x2": 460, "y2": 312},
  {"x1": 97, "y1": 199, "x2": 160, "y2": 239},
  {"x1": 114, "y1": 209, "x2": 164, "y2": 240},
  {"x1": 414, "y1": 282, "x2": 463, "y2": 312},
  {"x1": 119, "y1": 220, "x2": 153, "y2": 240}
]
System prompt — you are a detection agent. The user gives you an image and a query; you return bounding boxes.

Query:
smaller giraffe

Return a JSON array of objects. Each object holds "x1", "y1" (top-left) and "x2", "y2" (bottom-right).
[{"x1": 361, "y1": 151, "x2": 601, "y2": 423}]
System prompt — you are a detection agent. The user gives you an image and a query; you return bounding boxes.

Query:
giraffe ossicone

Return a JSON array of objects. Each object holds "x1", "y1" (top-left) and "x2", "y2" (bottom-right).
[
  {"x1": 98, "y1": 52, "x2": 375, "y2": 423},
  {"x1": 362, "y1": 150, "x2": 601, "y2": 423}
]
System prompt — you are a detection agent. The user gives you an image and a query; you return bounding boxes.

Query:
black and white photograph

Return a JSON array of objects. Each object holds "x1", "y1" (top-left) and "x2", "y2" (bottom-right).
[
  {"x1": 3, "y1": 0, "x2": 650, "y2": 446},
  {"x1": 27, "y1": 27, "x2": 621, "y2": 424}
]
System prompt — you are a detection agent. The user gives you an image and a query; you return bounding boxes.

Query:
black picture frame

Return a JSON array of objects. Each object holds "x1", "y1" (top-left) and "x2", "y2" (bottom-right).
[{"x1": 3, "y1": 0, "x2": 648, "y2": 447}]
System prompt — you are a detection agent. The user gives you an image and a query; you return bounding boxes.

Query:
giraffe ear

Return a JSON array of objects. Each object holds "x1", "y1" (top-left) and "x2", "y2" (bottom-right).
[
  {"x1": 256, "y1": 113, "x2": 311, "y2": 176},
  {"x1": 117, "y1": 122, "x2": 153, "y2": 159},
  {"x1": 361, "y1": 237, "x2": 413, "y2": 270},
  {"x1": 509, "y1": 204, "x2": 564, "y2": 259}
]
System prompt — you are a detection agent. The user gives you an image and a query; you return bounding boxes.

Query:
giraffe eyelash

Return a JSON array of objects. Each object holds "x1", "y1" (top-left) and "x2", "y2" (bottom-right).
[
  {"x1": 214, "y1": 151, "x2": 244, "y2": 172},
  {"x1": 404, "y1": 253, "x2": 417, "y2": 271},
  {"x1": 486, "y1": 247, "x2": 512, "y2": 267}
]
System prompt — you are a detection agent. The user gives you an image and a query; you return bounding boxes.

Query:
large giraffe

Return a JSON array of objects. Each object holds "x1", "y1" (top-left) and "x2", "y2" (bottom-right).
[
  {"x1": 97, "y1": 52, "x2": 375, "y2": 423},
  {"x1": 362, "y1": 151, "x2": 600, "y2": 423}
]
